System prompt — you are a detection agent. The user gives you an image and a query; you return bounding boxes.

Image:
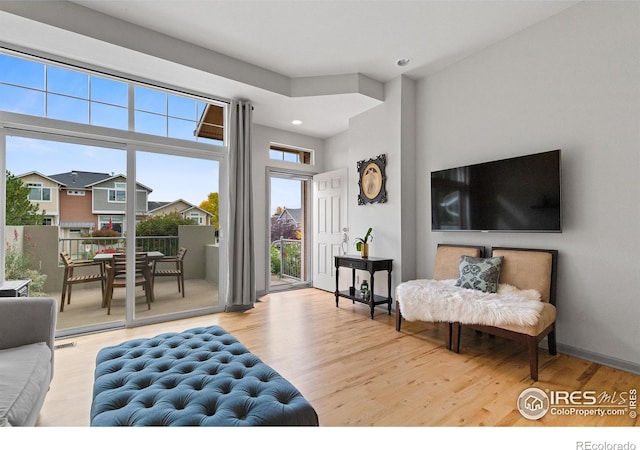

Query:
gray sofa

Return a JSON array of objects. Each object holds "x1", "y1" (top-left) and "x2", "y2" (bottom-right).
[{"x1": 0, "y1": 297, "x2": 56, "y2": 426}]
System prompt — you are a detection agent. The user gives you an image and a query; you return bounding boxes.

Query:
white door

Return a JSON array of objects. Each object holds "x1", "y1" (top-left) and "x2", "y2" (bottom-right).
[{"x1": 312, "y1": 168, "x2": 348, "y2": 291}]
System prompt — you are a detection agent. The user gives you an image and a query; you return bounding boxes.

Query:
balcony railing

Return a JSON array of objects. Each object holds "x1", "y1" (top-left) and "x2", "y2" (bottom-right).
[
  {"x1": 271, "y1": 238, "x2": 302, "y2": 281},
  {"x1": 59, "y1": 236, "x2": 179, "y2": 261}
]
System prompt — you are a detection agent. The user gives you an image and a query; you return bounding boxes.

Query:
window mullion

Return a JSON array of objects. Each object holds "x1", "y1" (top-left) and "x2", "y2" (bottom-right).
[
  {"x1": 128, "y1": 84, "x2": 135, "y2": 132},
  {"x1": 44, "y1": 64, "x2": 48, "y2": 117},
  {"x1": 88, "y1": 74, "x2": 92, "y2": 125}
]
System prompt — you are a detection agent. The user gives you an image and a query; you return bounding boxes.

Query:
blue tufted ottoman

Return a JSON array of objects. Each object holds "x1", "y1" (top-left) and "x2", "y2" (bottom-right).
[{"x1": 90, "y1": 325, "x2": 319, "y2": 426}]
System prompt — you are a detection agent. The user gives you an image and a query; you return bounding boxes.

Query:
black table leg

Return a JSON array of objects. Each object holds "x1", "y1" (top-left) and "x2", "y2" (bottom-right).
[
  {"x1": 335, "y1": 265, "x2": 339, "y2": 307},
  {"x1": 369, "y1": 270, "x2": 375, "y2": 319},
  {"x1": 387, "y1": 268, "x2": 392, "y2": 315}
]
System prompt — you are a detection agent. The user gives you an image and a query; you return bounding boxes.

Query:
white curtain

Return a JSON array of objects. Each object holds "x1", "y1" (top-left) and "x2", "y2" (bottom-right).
[{"x1": 225, "y1": 100, "x2": 255, "y2": 311}]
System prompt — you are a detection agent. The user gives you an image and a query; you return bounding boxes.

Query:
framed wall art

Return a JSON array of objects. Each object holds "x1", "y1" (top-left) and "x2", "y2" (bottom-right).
[{"x1": 357, "y1": 154, "x2": 387, "y2": 205}]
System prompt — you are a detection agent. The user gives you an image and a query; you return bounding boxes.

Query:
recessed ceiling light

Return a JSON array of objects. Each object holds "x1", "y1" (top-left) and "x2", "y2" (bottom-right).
[
  {"x1": 396, "y1": 58, "x2": 412, "y2": 67},
  {"x1": 291, "y1": 119, "x2": 302, "y2": 125}
]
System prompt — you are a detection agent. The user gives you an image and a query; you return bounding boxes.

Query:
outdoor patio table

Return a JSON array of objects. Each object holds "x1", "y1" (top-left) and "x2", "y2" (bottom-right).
[
  {"x1": 93, "y1": 251, "x2": 164, "y2": 262},
  {"x1": 93, "y1": 252, "x2": 164, "y2": 307}
]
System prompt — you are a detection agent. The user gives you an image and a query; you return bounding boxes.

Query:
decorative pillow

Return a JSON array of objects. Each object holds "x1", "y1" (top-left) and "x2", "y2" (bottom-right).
[{"x1": 455, "y1": 255, "x2": 504, "y2": 293}]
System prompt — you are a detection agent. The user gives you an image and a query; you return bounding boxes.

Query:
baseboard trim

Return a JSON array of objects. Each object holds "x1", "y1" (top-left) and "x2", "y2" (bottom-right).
[{"x1": 557, "y1": 343, "x2": 640, "y2": 376}]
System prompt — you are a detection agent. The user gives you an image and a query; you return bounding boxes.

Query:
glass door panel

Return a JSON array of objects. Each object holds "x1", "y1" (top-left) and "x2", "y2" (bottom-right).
[
  {"x1": 269, "y1": 173, "x2": 310, "y2": 291},
  {"x1": 5, "y1": 135, "x2": 127, "y2": 334},
  {"x1": 133, "y1": 151, "x2": 221, "y2": 321}
]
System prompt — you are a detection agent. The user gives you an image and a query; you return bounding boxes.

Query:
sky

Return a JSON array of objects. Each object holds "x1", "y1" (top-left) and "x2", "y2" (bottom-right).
[{"x1": 270, "y1": 177, "x2": 302, "y2": 214}]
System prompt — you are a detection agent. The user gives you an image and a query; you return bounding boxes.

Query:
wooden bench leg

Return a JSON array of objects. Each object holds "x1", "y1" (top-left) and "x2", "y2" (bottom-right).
[
  {"x1": 395, "y1": 301, "x2": 402, "y2": 331},
  {"x1": 452, "y1": 322, "x2": 461, "y2": 353},
  {"x1": 548, "y1": 326, "x2": 558, "y2": 355},
  {"x1": 528, "y1": 336, "x2": 539, "y2": 381}
]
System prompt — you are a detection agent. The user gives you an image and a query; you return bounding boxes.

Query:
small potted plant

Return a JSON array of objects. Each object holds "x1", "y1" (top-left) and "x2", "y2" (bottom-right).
[{"x1": 355, "y1": 227, "x2": 373, "y2": 258}]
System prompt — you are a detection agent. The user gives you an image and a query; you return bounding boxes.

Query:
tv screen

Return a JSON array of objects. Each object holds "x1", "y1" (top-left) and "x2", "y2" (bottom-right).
[{"x1": 431, "y1": 149, "x2": 561, "y2": 232}]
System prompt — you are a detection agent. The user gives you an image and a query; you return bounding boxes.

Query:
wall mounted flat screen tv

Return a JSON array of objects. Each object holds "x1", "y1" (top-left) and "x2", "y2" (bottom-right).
[{"x1": 431, "y1": 149, "x2": 561, "y2": 232}]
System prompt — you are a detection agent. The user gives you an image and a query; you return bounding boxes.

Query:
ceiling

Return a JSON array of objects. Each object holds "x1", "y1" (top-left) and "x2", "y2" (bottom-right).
[{"x1": 0, "y1": 0, "x2": 580, "y2": 138}]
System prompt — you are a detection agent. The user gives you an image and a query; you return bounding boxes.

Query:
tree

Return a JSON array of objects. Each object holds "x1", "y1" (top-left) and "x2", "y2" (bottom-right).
[
  {"x1": 136, "y1": 212, "x2": 196, "y2": 255},
  {"x1": 270, "y1": 215, "x2": 298, "y2": 242},
  {"x1": 5, "y1": 171, "x2": 46, "y2": 225},
  {"x1": 136, "y1": 212, "x2": 196, "y2": 237},
  {"x1": 199, "y1": 192, "x2": 219, "y2": 229}
]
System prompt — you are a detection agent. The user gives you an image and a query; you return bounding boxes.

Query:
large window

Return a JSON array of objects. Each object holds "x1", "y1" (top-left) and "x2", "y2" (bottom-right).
[
  {"x1": 98, "y1": 215, "x2": 124, "y2": 234},
  {"x1": 108, "y1": 182, "x2": 127, "y2": 203},
  {"x1": 189, "y1": 212, "x2": 203, "y2": 224},
  {"x1": 27, "y1": 182, "x2": 51, "y2": 201},
  {"x1": 1, "y1": 49, "x2": 227, "y2": 337},
  {"x1": 0, "y1": 52, "x2": 226, "y2": 145}
]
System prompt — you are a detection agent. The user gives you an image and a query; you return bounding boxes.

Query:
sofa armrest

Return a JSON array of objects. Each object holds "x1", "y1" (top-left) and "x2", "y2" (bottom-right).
[{"x1": 0, "y1": 297, "x2": 57, "y2": 370}]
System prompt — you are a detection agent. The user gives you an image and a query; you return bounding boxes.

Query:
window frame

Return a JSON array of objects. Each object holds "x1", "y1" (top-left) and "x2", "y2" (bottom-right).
[
  {"x1": 98, "y1": 215, "x2": 124, "y2": 233},
  {"x1": 0, "y1": 50, "x2": 228, "y2": 146},
  {"x1": 269, "y1": 144, "x2": 313, "y2": 165},
  {"x1": 108, "y1": 182, "x2": 127, "y2": 203},
  {"x1": 188, "y1": 211, "x2": 203, "y2": 224},
  {"x1": 0, "y1": 46, "x2": 231, "y2": 330},
  {"x1": 27, "y1": 182, "x2": 52, "y2": 202}
]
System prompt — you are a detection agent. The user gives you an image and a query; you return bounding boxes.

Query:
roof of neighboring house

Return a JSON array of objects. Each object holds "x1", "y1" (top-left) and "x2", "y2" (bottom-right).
[
  {"x1": 277, "y1": 207, "x2": 302, "y2": 224},
  {"x1": 147, "y1": 201, "x2": 171, "y2": 211},
  {"x1": 147, "y1": 199, "x2": 191, "y2": 214},
  {"x1": 16, "y1": 170, "x2": 67, "y2": 186},
  {"x1": 195, "y1": 103, "x2": 224, "y2": 141},
  {"x1": 48, "y1": 170, "x2": 111, "y2": 188},
  {"x1": 86, "y1": 174, "x2": 153, "y2": 192},
  {"x1": 148, "y1": 199, "x2": 213, "y2": 217},
  {"x1": 47, "y1": 170, "x2": 153, "y2": 192},
  {"x1": 181, "y1": 205, "x2": 213, "y2": 217}
]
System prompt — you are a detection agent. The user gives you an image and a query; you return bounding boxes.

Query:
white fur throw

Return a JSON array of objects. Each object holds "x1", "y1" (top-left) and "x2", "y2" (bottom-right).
[{"x1": 396, "y1": 279, "x2": 543, "y2": 326}]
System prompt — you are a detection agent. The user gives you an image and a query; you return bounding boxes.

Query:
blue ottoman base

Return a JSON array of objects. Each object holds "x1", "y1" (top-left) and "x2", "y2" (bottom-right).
[{"x1": 90, "y1": 325, "x2": 319, "y2": 426}]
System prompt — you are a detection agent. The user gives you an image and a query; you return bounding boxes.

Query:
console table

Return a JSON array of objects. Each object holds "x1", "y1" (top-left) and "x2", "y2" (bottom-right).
[
  {"x1": 334, "y1": 255, "x2": 393, "y2": 319},
  {"x1": 0, "y1": 279, "x2": 31, "y2": 297}
]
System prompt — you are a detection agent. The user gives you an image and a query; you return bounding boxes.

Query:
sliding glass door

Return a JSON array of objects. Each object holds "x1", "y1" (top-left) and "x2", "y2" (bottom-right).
[
  {"x1": 4, "y1": 134, "x2": 129, "y2": 333},
  {"x1": 133, "y1": 151, "x2": 222, "y2": 322},
  {"x1": 3, "y1": 132, "x2": 225, "y2": 336}
]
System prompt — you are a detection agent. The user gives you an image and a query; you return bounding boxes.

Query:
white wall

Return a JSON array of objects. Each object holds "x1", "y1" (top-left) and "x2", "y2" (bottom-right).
[
  {"x1": 400, "y1": 77, "x2": 417, "y2": 282},
  {"x1": 324, "y1": 130, "x2": 349, "y2": 171},
  {"x1": 348, "y1": 78, "x2": 402, "y2": 294},
  {"x1": 415, "y1": 1, "x2": 640, "y2": 370},
  {"x1": 324, "y1": 76, "x2": 416, "y2": 297},
  {"x1": 251, "y1": 124, "x2": 325, "y2": 294}
]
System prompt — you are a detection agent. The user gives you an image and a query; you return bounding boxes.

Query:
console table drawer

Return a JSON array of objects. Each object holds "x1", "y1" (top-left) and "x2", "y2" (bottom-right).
[{"x1": 341, "y1": 260, "x2": 367, "y2": 270}]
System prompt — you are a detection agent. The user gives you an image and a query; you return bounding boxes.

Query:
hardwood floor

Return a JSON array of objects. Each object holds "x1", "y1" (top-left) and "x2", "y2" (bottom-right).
[{"x1": 38, "y1": 288, "x2": 640, "y2": 428}]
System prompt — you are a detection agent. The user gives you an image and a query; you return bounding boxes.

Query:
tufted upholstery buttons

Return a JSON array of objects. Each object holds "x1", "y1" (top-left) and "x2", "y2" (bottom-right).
[{"x1": 90, "y1": 325, "x2": 318, "y2": 426}]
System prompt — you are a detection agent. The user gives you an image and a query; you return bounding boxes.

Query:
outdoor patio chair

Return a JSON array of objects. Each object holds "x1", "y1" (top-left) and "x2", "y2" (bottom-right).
[
  {"x1": 104, "y1": 252, "x2": 154, "y2": 314},
  {"x1": 59, "y1": 252, "x2": 106, "y2": 312},
  {"x1": 152, "y1": 247, "x2": 187, "y2": 297}
]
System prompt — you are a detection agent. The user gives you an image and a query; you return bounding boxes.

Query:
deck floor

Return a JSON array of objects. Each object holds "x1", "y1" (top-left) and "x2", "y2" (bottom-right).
[{"x1": 52, "y1": 278, "x2": 219, "y2": 331}]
